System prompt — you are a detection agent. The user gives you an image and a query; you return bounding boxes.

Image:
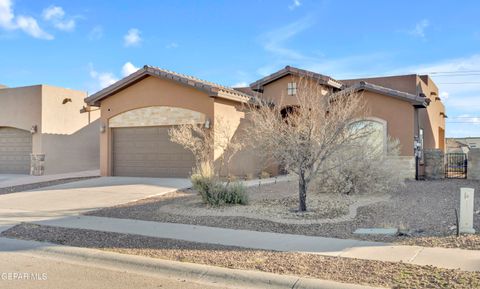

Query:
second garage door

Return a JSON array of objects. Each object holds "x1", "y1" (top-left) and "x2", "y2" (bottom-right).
[
  {"x1": 112, "y1": 126, "x2": 195, "y2": 178},
  {"x1": 0, "y1": 127, "x2": 32, "y2": 174}
]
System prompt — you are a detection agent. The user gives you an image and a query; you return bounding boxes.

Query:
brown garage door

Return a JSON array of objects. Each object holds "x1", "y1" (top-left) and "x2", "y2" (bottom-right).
[
  {"x1": 112, "y1": 126, "x2": 195, "y2": 178},
  {"x1": 0, "y1": 127, "x2": 32, "y2": 174}
]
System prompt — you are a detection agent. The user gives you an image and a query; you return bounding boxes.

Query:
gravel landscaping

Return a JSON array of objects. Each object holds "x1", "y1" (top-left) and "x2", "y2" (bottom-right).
[
  {"x1": 3, "y1": 223, "x2": 480, "y2": 289},
  {"x1": 88, "y1": 179, "x2": 480, "y2": 248},
  {"x1": 0, "y1": 177, "x2": 99, "y2": 195}
]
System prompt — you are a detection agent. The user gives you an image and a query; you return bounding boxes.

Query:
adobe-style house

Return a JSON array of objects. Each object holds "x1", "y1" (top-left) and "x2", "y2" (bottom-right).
[
  {"x1": 0, "y1": 84, "x2": 100, "y2": 175},
  {"x1": 85, "y1": 65, "x2": 446, "y2": 179}
]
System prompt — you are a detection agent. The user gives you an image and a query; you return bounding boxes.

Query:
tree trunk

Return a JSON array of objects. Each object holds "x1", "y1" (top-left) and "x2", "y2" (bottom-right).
[{"x1": 298, "y1": 172, "x2": 307, "y2": 212}]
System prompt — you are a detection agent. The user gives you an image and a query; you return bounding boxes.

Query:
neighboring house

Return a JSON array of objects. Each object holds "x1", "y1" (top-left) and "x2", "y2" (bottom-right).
[
  {"x1": 86, "y1": 65, "x2": 446, "y2": 179},
  {"x1": 0, "y1": 84, "x2": 100, "y2": 175},
  {"x1": 447, "y1": 137, "x2": 480, "y2": 154}
]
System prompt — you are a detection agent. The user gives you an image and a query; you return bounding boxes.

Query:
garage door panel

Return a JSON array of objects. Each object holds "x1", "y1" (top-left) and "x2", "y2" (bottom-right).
[
  {"x1": 0, "y1": 127, "x2": 32, "y2": 174},
  {"x1": 112, "y1": 126, "x2": 195, "y2": 178}
]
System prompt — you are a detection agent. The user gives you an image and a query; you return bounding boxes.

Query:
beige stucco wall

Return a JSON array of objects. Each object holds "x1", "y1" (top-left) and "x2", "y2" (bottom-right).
[
  {"x1": 41, "y1": 119, "x2": 100, "y2": 174},
  {"x1": 260, "y1": 75, "x2": 331, "y2": 106},
  {"x1": 212, "y1": 98, "x2": 276, "y2": 177},
  {"x1": 416, "y1": 76, "x2": 446, "y2": 152},
  {"x1": 98, "y1": 75, "x2": 215, "y2": 176},
  {"x1": 362, "y1": 91, "x2": 415, "y2": 156},
  {"x1": 41, "y1": 85, "x2": 98, "y2": 134}
]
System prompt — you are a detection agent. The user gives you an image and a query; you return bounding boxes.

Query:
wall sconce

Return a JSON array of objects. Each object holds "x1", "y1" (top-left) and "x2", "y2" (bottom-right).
[
  {"x1": 204, "y1": 119, "x2": 211, "y2": 129},
  {"x1": 30, "y1": 125, "x2": 37, "y2": 134},
  {"x1": 100, "y1": 123, "x2": 106, "y2": 133}
]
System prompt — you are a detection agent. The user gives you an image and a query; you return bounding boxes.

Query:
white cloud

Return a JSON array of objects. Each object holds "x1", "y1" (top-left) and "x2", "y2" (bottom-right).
[
  {"x1": 166, "y1": 42, "x2": 178, "y2": 49},
  {"x1": 408, "y1": 19, "x2": 429, "y2": 38},
  {"x1": 289, "y1": 0, "x2": 301, "y2": 10},
  {"x1": 440, "y1": 91, "x2": 449, "y2": 100},
  {"x1": 124, "y1": 28, "x2": 141, "y2": 47},
  {"x1": 0, "y1": 0, "x2": 53, "y2": 39},
  {"x1": 0, "y1": 0, "x2": 15, "y2": 29},
  {"x1": 88, "y1": 63, "x2": 118, "y2": 90},
  {"x1": 88, "y1": 25, "x2": 103, "y2": 40},
  {"x1": 232, "y1": 81, "x2": 248, "y2": 87},
  {"x1": 89, "y1": 62, "x2": 142, "y2": 90},
  {"x1": 121, "y1": 62, "x2": 139, "y2": 76},
  {"x1": 16, "y1": 15, "x2": 53, "y2": 40},
  {"x1": 42, "y1": 6, "x2": 64, "y2": 21},
  {"x1": 262, "y1": 16, "x2": 313, "y2": 61},
  {"x1": 42, "y1": 5, "x2": 76, "y2": 32}
]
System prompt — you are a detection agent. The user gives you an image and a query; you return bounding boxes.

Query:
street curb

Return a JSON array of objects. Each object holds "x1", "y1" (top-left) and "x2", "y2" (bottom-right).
[{"x1": 0, "y1": 237, "x2": 382, "y2": 289}]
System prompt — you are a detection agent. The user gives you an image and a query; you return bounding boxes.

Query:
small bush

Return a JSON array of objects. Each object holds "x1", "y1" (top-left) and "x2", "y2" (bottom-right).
[
  {"x1": 259, "y1": 171, "x2": 271, "y2": 179},
  {"x1": 245, "y1": 173, "x2": 254, "y2": 180},
  {"x1": 191, "y1": 174, "x2": 248, "y2": 206}
]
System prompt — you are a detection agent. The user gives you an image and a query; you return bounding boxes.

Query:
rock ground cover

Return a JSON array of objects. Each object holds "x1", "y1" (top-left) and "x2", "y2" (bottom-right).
[
  {"x1": 2, "y1": 223, "x2": 480, "y2": 289},
  {"x1": 87, "y1": 179, "x2": 480, "y2": 249}
]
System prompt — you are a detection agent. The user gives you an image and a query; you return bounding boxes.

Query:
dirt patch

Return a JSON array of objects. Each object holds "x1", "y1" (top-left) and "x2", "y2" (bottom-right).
[
  {"x1": 87, "y1": 179, "x2": 480, "y2": 248},
  {"x1": 0, "y1": 177, "x2": 99, "y2": 195},
  {"x1": 3, "y1": 223, "x2": 479, "y2": 289}
]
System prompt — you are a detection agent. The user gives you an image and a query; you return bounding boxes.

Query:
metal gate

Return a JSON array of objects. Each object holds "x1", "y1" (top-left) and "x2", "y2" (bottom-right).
[{"x1": 445, "y1": 153, "x2": 467, "y2": 179}]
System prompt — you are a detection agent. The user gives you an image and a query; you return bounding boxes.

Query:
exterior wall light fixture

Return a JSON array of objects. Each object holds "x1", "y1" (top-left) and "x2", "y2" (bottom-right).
[
  {"x1": 100, "y1": 123, "x2": 106, "y2": 133},
  {"x1": 30, "y1": 125, "x2": 37, "y2": 134}
]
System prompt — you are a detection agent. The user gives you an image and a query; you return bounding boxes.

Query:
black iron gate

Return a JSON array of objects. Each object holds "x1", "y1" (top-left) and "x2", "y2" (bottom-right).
[{"x1": 445, "y1": 153, "x2": 467, "y2": 179}]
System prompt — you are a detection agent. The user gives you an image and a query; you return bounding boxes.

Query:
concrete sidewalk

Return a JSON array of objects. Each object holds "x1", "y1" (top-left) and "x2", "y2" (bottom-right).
[
  {"x1": 32, "y1": 215, "x2": 480, "y2": 272},
  {"x1": 0, "y1": 170, "x2": 100, "y2": 189},
  {"x1": 0, "y1": 237, "x2": 381, "y2": 289}
]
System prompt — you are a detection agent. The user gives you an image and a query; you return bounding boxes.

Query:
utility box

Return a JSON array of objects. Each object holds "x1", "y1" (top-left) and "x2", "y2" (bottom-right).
[{"x1": 459, "y1": 188, "x2": 475, "y2": 234}]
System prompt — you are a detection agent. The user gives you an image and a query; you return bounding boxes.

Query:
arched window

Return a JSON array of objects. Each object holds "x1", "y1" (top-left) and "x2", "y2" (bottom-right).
[{"x1": 349, "y1": 118, "x2": 387, "y2": 154}]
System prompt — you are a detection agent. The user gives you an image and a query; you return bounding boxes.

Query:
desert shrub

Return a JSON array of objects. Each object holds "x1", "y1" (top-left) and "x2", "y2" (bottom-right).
[
  {"x1": 259, "y1": 171, "x2": 271, "y2": 179},
  {"x1": 314, "y1": 136, "x2": 404, "y2": 195},
  {"x1": 244, "y1": 173, "x2": 254, "y2": 180},
  {"x1": 191, "y1": 170, "x2": 248, "y2": 206}
]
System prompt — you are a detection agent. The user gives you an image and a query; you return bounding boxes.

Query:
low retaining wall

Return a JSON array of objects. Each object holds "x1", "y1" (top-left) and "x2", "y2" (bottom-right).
[
  {"x1": 468, "y1": 148, "x2": 480, "y2": 180},
  {"x1": 424, "y1": 149, "x2": 444, "y2": 180}
]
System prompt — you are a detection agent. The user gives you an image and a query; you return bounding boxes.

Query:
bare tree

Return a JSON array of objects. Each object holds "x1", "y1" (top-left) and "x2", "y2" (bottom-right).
[
  {"x1": 246, "y1": 77, "x2": 371, "y2": 212},
  {"x1": 168, "y1": 116, "x2": 244, "y2": 176}
]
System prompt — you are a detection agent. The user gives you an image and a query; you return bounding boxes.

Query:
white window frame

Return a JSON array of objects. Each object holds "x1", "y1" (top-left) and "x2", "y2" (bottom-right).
[{"x1": 287, "y1": 82, "x2": 297, "y2": 96}]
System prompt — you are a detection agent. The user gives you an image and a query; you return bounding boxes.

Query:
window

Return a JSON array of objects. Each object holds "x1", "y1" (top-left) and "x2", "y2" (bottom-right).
[
  {"x1": 287, "y1": 82, "x2": 297, "y2": 96},
  {"x1": 349, "y1": 119, "x2": 387, "y2": 154}
]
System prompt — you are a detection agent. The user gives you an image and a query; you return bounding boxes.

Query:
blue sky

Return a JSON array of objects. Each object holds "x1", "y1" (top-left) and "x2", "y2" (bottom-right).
[{"x1": 1, "y1": 0, "x2": 480, "y2": 137}]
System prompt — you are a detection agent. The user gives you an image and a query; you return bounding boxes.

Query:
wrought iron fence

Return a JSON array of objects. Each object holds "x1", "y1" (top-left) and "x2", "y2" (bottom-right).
[{"x1": 445, "y1": 153, "x2": 467, "y2": 179}]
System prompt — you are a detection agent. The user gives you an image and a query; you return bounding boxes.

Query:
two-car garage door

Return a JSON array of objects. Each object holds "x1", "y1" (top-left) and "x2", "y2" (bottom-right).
[
  {"x1": 0, "y1": 127, "x2": 32, "y2": 174},
  {"x1": 112, "y1": 126, "x2": 195, "y2": 178}
]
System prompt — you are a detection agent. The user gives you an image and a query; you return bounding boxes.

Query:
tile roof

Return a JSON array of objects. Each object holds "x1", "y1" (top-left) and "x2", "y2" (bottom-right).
[
  {"x1": 249, "y1": 66, "x2": 344, "y2": 91},
  {"x1": 341, "y1": 81, "x2": 428, "y2": 107},
  {"x1": 85, "y1": 65, "x2": 253, "y2": 106}
]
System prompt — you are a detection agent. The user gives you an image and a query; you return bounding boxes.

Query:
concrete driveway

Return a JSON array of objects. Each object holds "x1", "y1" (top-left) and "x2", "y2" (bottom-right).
[
  {"x1": 0, "y1": 177, "x2": 191, "y2": 226},
  {"x1": 0, "y1": 174, "x2": 28, "y2": 183}
]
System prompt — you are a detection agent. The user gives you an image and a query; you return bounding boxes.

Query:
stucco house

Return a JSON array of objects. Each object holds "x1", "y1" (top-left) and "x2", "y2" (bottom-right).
[
  {"x1": 85, "y1": 65, "x2": 446, "y2": 179},
  {"x1": 0, "y1": 84, "x2": 100, "y2": 175}
]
